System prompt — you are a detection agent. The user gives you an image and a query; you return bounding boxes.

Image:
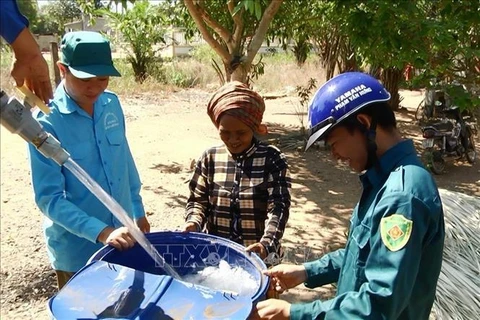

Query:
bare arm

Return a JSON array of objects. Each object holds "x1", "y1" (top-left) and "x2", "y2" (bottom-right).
[{"x1": 10, "y1": 27, "x2": 53, "y2": 103}]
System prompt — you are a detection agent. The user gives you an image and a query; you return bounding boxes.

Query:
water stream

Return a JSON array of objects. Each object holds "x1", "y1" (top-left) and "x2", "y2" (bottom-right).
[{"x1": 63, "y1": 158, "x2": 181, "y2": 279}]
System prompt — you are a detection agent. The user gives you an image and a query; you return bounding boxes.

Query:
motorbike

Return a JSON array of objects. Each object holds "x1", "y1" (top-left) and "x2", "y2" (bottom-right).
[
  {"x1": 420, "y1": 103, "x2": 478, "y2": 174},
  {"x1": 415, "y1": 89, "x2": 446, "y2": 123}
]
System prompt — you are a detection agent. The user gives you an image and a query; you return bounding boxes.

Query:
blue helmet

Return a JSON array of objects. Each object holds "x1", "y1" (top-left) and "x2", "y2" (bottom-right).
[{"x1": 305, "y1": 72, "x2": 391, "y2": 150}]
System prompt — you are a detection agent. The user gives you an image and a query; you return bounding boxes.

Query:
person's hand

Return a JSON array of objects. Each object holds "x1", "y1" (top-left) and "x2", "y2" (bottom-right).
[
  {"x1": 182, "y1": 221, "x2": 199, "y2": 232},
  {"x1": 136, "y1": 216, "x2": 151, "y2": 233},
  {"x1": 97, "y1": 226, "x2": 136, "y2": 250},
  {"x1": 246, "y1": 242, "x2": 267, "y2": 259},
  {"x1": 11, "y1": 53, "x2": 52, "y2": 104},
  {"x1": 263, "y1": 264, "x2": 307, "y2": 294},
  {"x1": 249, "y1": 299, "x2": 291, "y2": 320},
  {"x1": 10, "y1": 28, "x2": 53, "y2": 104}
]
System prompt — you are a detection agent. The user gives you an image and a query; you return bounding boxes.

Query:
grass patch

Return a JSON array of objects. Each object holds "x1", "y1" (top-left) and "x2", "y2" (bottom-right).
[{"x1": 253, "y1": 53, "x2": 325, "y2": 93}]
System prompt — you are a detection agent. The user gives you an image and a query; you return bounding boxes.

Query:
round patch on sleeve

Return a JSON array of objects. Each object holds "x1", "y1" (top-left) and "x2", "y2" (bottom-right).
[{"x1": 380, "y1": 214, "x2": 413, "y2": 251}]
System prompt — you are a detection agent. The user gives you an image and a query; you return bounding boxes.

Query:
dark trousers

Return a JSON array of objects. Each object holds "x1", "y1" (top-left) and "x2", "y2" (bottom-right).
[{"x1": 55, "y1": 270, "x2": 75, "y2": 290}]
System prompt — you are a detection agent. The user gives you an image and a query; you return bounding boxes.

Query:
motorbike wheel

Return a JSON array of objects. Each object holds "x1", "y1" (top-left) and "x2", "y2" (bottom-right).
[
  {"x1": 430, "y1": 151, "x2": 446, "y2": 175},
  {"x1": 465, "y1": 131, "x2": 476, "y2": 164},
  {"x1": 415, "y1": 99, "x2": 428, "y2": 124}
]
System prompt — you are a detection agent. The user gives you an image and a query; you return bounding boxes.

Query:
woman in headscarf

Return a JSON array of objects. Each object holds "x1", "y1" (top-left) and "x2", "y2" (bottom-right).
[{"x1": 183, "y1": 81, "x2": 291, "y2": 264}]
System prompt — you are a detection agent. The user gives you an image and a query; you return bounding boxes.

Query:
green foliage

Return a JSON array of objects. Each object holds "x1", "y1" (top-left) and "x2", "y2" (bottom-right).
[
  {"x1": 269, "y1": 1, "x2": 347, "y2": 77},
  {"x1": 294, "y1": 77, "x2": 318, "y2": 136},
  {"x1": 246, "y1": 55, "x2": 265, "y2": 85},
  {"x1": 35, "y1": 0, "x2": 82, "y2": 35},
  {"x1": 269, "y1": 0, "x2": 479, "y2": 111},
  {"x1": 260, "y1": 50, "x2": 296, "y2": 64},
  {"x1": 164, "y1": 1, "x2": 197, "y2": 40},
  {"x1": 101, "y1": 0, "x2": 169, "y2": 83},
  {"x1": 420, "y1": 1, "x2": 480, "y2": 91},
  {"x1": 190, "y1": 45, "x2": 218, "y2": 63},
  {"x1": 333, "y1": 1, "x2": 427, "y2": 69},
  {"x1": 168, "y1": 0, "x2": 283, "y2": 82},
  {"x1": 77, "y1": 0, "x2": 133, "y2": 23},
  {"x1": 234, "y1": 0, "x2": 265, "y2": 20},
  {"x1": 174, "y1": 1, "x2": 266, "y2": 46},
  {"x1": 292, "y1": 35, "x2": 311, "y2": 67},
  {"x1": 111, "y1": 58, "x2": 135, "y2": 77},
  {"x1": 34, "y1": 18, "x2": 59, "y2": 35},
  {"x1": 297, "y1": 78, "x2": 317, "y2": 107},
  {"x1": 162, "y1": 64, "x2": 198, "y2": 88},
  {"x1": 17, "y1": 0, "x2": 39, "y2": 27},
  {"x1": 330, "y1": 0, "x2": 479, "y2": 111},
  {"x1": 445, "y1": 84, "x2": 480, "y2": 113}
]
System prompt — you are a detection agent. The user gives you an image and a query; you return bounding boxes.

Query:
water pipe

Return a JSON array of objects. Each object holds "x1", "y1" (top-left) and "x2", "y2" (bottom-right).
[{"x1": 0, "y1": 90, "x2": 70, "y2": 165}]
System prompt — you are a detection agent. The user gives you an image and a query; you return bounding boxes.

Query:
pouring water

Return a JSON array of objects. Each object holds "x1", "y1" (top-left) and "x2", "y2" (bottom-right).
[
  {"x1": 63, "y1": 158, "x2": 181, "y2": 279},
  {"x1": 0, "y1": 91, "x2": 180, "y2": 280}
]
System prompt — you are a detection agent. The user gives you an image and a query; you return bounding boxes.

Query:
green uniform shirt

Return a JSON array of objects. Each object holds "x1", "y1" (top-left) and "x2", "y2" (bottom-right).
[{"x1": 291, "y1": 140, "x2": 444, "y2": 319}]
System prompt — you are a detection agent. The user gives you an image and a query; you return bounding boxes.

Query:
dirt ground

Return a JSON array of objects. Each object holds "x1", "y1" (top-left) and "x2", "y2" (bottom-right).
[{"x1": 1, "y1": 88, "x2": 479, "y2": 319}]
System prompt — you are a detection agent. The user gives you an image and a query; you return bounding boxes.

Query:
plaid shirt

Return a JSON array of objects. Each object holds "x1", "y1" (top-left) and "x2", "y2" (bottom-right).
[{"x1": 185, "y1": 138, "x2": 291, "y2": 255}]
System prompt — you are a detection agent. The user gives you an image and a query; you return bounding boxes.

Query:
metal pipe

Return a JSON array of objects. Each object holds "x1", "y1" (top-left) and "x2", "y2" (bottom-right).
[{"x1": 0, "y1": 90, "x2": 70, "y2": 166}]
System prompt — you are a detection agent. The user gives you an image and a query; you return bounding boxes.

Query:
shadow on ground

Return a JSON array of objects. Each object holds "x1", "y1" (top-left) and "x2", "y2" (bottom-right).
[
  {"x1": 0, "y1": 266, "x2": 56, "y2": 306},
  {"x1": 263, "y1": 122, "x2": 360, "y2": 261}
]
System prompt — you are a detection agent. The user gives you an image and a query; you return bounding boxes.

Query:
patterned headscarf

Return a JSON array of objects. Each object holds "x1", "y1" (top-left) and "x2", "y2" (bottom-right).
[{"x1": 207, "y1": 81, "x2": 267, "y2": 134}]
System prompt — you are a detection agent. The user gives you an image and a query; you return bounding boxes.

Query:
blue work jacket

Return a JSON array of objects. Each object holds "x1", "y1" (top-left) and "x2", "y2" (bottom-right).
[
  {"x1": 29, "y1": 83, "x2": 145, "y2": 272},
  {"x1": 291, "y1": 140, "x2": 444, "y2": 320}
]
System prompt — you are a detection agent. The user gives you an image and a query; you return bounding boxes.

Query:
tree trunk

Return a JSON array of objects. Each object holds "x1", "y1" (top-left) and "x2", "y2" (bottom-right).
[
  {"x1": 243, "y1": 0, "x2": 284, "y2": 67},
  {"x1": 184, "y1": 0, "x2": 283, "y2": 85},
  {"x1": 223, "y1": 62, "x2": 232, "y2": 82},
  {"x1": 315, "y1": 30, "x2": 342, "y2": 81},
  {"x1": 381, "y1": 67, "x2": 403, "y2": 110},
  {"x1": 231, "y1": 63, "x2": 249, "y2": 83},
  {"x1": 369, "y1": 65, "x2": 382, "y2": 79},
  {"x1": 338, "y1": 40, "x2": 357, "y2": 72}
]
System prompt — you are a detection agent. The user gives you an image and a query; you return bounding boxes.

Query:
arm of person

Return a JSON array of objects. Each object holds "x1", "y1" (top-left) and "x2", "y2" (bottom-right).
[
  {"x1": 10, "y1": 27, "x2": 53, "y2": 103},
  {"x1": 0, "y1": 1, "x2": 53, "y2": 103},
  {"x1": 290, "y1": 192, "x2": 437, "y2": 320},
  {"x1": 301, "y1": 248, "x2": 346, "y2": 289},
  {"x1": 97, "y1": 226, "x2": 136, "y2": 250},
  {"x1": 28, "y1": 124, "x2": 109, "y2": 243},
  {"x1": 0, "y1": 0, "x2": 29, "y2": 43},
  {"x1": 259, "y1": 151, "x2": 291, "y2": 256},
  {"x1": 251, "y1": 256, "x2": 344, "y2": 320},
  {"x1": 184, "y1": 152, "x2": 210, "y2": 232}
]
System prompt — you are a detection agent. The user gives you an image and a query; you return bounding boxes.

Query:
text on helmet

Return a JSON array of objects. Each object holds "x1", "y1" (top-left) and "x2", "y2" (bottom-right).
[{"x1": 334, "y1": 84, "x2": 373, "y2": 111}]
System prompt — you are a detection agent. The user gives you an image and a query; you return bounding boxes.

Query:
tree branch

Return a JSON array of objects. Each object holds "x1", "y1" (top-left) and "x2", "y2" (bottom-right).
[
  {"x1": 183, "y1": 0, "x2": 230, "y2": 62},
  {"x1": 195, "y1": 2, "x2": 232, "y2": 45},
  {"x1": 245, "y1": 0, "x2": 284, "y2": 64},
  {"x1": 228, "y1": 0, "x2": 244, "y2": 52}
]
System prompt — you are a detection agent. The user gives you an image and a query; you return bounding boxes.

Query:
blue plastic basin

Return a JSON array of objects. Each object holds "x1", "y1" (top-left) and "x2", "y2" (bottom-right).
[
  {"x1": 49, "y1": 232, "x2": 269, "y2": 319},
  {"x1": 88, "y1": 231, "x2": 269, "y2": 303}
]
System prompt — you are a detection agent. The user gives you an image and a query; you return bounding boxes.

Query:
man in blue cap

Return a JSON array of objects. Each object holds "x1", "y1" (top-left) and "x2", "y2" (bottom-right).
[
  {"x1": 28, "y1": 31, "x2": 150, "y2": 289},
  {"x1": 250, "y1": 72, "x2": 444, "y2": 319}
]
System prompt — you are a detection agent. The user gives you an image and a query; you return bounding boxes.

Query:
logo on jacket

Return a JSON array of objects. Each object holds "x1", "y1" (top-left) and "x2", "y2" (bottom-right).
[
  {"x1": 104, "y1": 113, "x2": 119, "y2": 130},
  {"x1": 380, "y1": 214, "x2": 413, "y2": 251}
]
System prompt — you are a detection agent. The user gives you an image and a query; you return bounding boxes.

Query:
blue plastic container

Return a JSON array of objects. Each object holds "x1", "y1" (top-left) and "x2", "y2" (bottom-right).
[{"x1": 48, "y1": 231, "x2": 269, "y2": 319}]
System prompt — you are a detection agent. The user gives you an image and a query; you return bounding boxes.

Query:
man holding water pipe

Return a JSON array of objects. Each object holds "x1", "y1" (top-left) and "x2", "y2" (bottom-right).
[{"x1": 28, "y1": 31, "x2": 150, "y2": 289}]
